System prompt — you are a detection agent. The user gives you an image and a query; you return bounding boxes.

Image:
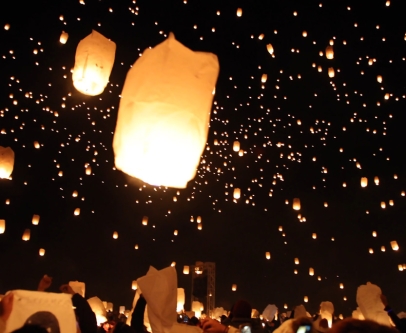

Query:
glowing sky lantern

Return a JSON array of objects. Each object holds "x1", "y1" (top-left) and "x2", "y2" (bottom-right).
[
  {"x1": 142, "y1": 216, "x2": 148, "y2": 225},
  {"x1": 131, "y1": 280, "x2": 137, "y2": 290},
  {"x1": 113, "y1": 231, "x2": 118, "y2": 239},
  {"x1": 304, "y1": 296, "x2": 308, "y2": 302},
  {"x1": 233, "y1": 188, "x2": 241, "y2": 199},
  {"x1": 34, "y1": 141, "x2": 40, "y2": 149},
  {"x1": 390, "y1": 241, "x2": 399, "y2": 251},
  {"x1": 261, "y1": 74, "x2": 268, "y2": 83},
  {"x1": 302, "y1": 31, "x2": 307, "y2": 37},
  {"x1": 39, "y1": 248, "x2": 45, "y2": 256},
  {"x1": 59, "y1": 31, "x2": 69, "y2": 44},
  {"x1": 86, "y1": 165, "x2": 92, "y2": 175},
  {"x1": 381, "y1": 201, "x2": 386, "y2": 209},
  {"x1": 320, "y1": 301, "x2": 334, "y2": 328},
  {"x1": 328, "y1": 68, "x2": 335, "y2": 78},
  {"x1": 294, "y1": 258, "x2": 299, "y2": 265},
  {"x1": 265, "y1": 252, "x2": 271, "y2": 259},
  {"x1": 113, "y1": 33, "x2": 219, "y2": 188},
  {"x1": 377, "y1": 75, "x2": 383, "y2": 83},
  {"x1": 267, "y1": 44, "x2": 274, "y2": 55},
  {"x1": 293, "y1": 198, "x2": 301, "y2": 210},
  {"x1": 177, "y1": 288, "x2": 185, "y2": 312},
  {"x1": 325, "y1": 46, "x2": 334, "y2": 59},
  {"x1": 236, "y1": 8, "x2": 242, "y2": 17},
  {"x1": 233, "y1": 141, "x2": 240, "y2": 152},
  {"x1": 361, "y1": 177, "x2": 368, "y2": 187},
  {"x1": 72, "y1": 30, "x2": 116, "y2": 96},
  {"x1": 32, "y1": 215, "x2": 40, "y2": 225},
  {"x1": 309, "y1": 267, "x2": 314, "y2": 276},
  {"x1": 22, "y1": 229, "x2": 31, "y2": 241},
  {"x1": 183, "y1": 265, "x2": 190, "y2": 274},
  {"x1": 232, "y1": 284, "x2": 237, "y2": 291},
  {"x1": 374, "y1": 176, "x2": 379, "y2": 185},
  {"x1": 74, "y1": 208, "x2": 80, "y2": 216},
  {"x1": 0, "y1": 146, "x2": 15, "y2": 179},
  {"x1": 312, "y1": 233, "x2": 317, "y2": 239},
  {"x1": 0, "y1": 219, "x2": 5, "y2": 234}
]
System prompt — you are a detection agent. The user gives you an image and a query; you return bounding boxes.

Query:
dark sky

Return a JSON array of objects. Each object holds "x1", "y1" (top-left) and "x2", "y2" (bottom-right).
[{"x1": 0, "y1": 0, "x2": 405, "y2": 319}]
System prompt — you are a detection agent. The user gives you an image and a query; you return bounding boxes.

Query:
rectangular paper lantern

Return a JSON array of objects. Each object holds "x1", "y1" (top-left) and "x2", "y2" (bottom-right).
[
  {"x1": 113, "y1": 32, "x2": 219, "y2": 188},
  {"x1": 72, "y1": 30, "x2": 116, "y2": 96},
  {"x1": 4, "y1": 290, "x2": 76, "y2": 333},
  {"x1": 69, "y1": 281, "x2": 85, "y2": 297}
]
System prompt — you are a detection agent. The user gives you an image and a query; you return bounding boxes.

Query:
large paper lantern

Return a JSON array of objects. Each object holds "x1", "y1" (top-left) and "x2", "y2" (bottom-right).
[
  {"x1": 69, "y1": 281, "x2": 85, "y2": 297},
  {"x1": 177, "y1": 288, "x2": 185, "y2": 312},
  {"x1": 72, "y1": 30, "x2": 116, "y2": 96},
  {"x1": 320, "y1": 301, "x2": 334, "y2": 328},
  {"x1": 113, "y1": 33, "x2": 219, "y2": 188},
  {"x1": 0, "y1": 146, "x2": 15, "y2": 179}
]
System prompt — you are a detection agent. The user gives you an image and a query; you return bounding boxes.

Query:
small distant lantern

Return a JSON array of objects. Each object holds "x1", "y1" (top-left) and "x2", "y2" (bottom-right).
[
  {"x1": 112, "y1": 33, "x2": 219, "y2": 188},
  {"x1": 265, "y1": 252, "x2": 271, "y2": 259},
  {"x1": 302, "y1": 31, "x2": 307, "y2": 37},
  {"x1": 328, "y1": 68, "x2": 335, "y2": 78},
  {"x1": 173, "y1": 196, "x2": 177, "y2": 202},
  {"x1": 293, "y1": 198, "x2": 301, "y2": 210},
  {"x1": 381, "y1": 246, "x2": 386, "y2": 252},
  {"x1": 22, "y1": 229, "x2": 31, "y2": 241},
  {"x1": 369, "y1": 248, "x2": 374, "y2": 254},
  {"x1": 197, "y1": 224, "x2": 202, "y2": 230},
  {"x1": 261, "y1": 74, "x2": 268, "y2": 83},
  {"x1": 131, "y1": 280, "x2": 137, "y2": 290},
  {"x1": 233, "y1": 141, "x2": 240, "y2": 152},
  {"x1": 183, "y1": 266, "x2": 190, "y2": 274},
  {"x1": 174, "y1": 230, "x2": 178, "y2": 236},
  {"x1": 236, "y1": 8, "x2": 242, "y2": 17},
  {"x1": 171, "y1": 262, "x2": 176, "y2": 267},
  {"x1": 233, "y1": 188, "x2": 241, "y2": 199},
  {"x1": 374, "y1": 176, "x2": 379, "y2": 185},
  {"x1": 113, "y1": 231, "x2": 118, "y2": 239},
  {"x1": 312, "y1": 233, "x2": 317, "y2": 239},
  {"x1": 267, "y1": 44, "x2": 274, "y2": 55},
  {"x1": 60, "y1": 31, "x2": 69, "y2": 44},
  {"x1": 72, "y1": 30, "x2": 116, "y2": 96},
  {"x1": 72, "y1": 191, "x2": 78, "y2": 197},
  {"x1": 398, "y1": 265, "x2": 404, "y2": 271},
  {"x1": 391, "y1": 241, "x2": 399, "y2": 251},
  {"x1": 232, "y1": 284, "x2": 237, "y2": 291},
  {"x1": 294, "y1": 258, "x2": 299, "y2": 265},
  {"x1": 304, "y1": 296, "x2": 309, "y2": 302},
  {"x1": 340, "y1": 283, "x2": 344, "y2": 289},
  {"x1": 361, "y1": 177, "x2": 368, "y2": 187},
  {"x1": 309, "y1": 268, "x2": 314, "y2": 276},
  {"x1": 372, "y1": 231, "x2": 377, "y2": 237},
  {"x1": 238, "y1": 149, "x2": 244, "y2": 156},
  {"x1": 0, "y1": 219, "x2": 5, "y2": 234},
  {"x1": 389, "y1": 200, "x2": 394, "y2": 206},
  {"x1": 197, "y1": 216, "x2": 202, "y2": 223},
  {"x1": 34, "y1": 141, "x2": 40, "y2": 149},
  {"x1": 134, "y1": 244, "x2": 139, "y2": 250},
  {"x1": 142, "y1": 216, "x2": 148, "y2": 226},
  {"x1": 0, "y1": 146, "x2": 15, "y2": 179},
  {"x1": 32, "y1": 214, "x2": 40, "y2": 225},
  {"x1": 325, "y1": 46, "x2": 334, "y2": 59},
  {"x1": 39, "y1": 248, "x2": 45, "y2": 256},
  {"x1": 377, "y1": 75, "x2": 383, "y2": 83},
  {"x1": 86, "y1": 165, "x2": 92, "y2": 175},
  {"x1": 381, "y1": 201, "x2": 386, "y2": 209},
  {"x1": 74, "y1": 208, "x2": 80, "y2": 216}
]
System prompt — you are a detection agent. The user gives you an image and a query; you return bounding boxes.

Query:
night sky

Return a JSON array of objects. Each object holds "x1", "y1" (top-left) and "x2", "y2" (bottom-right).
[{"x1": 0, "y1": 0, "x2": 405, "y2": 319}]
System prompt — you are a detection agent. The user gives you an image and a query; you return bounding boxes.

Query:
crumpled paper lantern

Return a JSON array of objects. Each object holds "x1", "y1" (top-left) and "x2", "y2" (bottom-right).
[
  {"x1": 191, "y1": 301, "x2": 204, "y2": 319},
  {"x1": 137, "y1": 266, "x2": 177, "y2": 333},
  {"x1": 113, "y1": 32, "x2": 219, "y2": 188},
  {"x1": 0, "y1": 146, "x2": 15, "y2": 179},
  {"x1": 69, "y1": 281, "x2": 85, "y2": 298},
  {"x1": 87, "y1": 296, "x2": 107, "y2": 325},
  {"x1": 356, "y1": 282, "x2": 391, "y2": 326},
  {"x1": 262, "y1": 304, "x2": 278, "y2": 321},
  {"x1": 72, "y1": 30, "x2": 116, "y2": 96}
]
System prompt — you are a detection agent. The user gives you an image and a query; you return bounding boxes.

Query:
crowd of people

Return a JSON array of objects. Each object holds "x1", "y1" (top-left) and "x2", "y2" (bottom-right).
[{"x1": 0, "y1": 275, "x2": 405, "y2": 333}]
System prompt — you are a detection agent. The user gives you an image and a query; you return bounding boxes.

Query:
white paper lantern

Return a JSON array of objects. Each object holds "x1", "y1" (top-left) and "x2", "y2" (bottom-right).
[
  {"x1": 72, "y1": 30, "x2": 116, "y2": 96},
  {"x1": 113, "y1": 33, "x2": 219, "y2": 188},
  {"x1": 0, "y1": 146, "x2": 15, "y2": 179}
]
